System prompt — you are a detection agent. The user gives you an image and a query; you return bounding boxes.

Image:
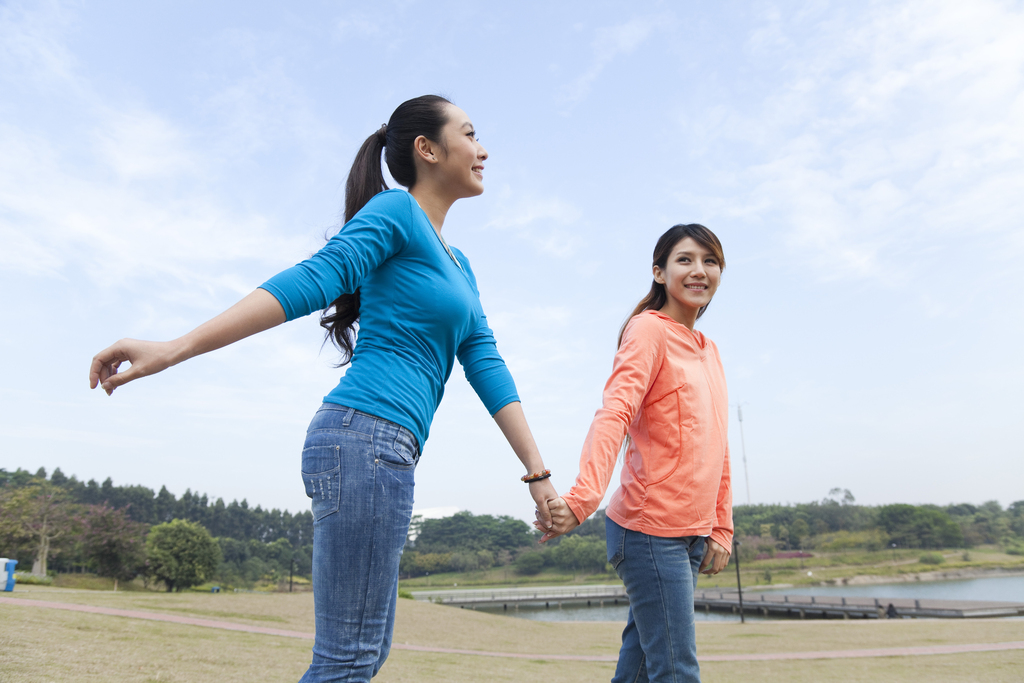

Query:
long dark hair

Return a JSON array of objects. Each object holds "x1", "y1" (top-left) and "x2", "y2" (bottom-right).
[
  {"x1": 618, "y1": 224, "x2": 726, "y2": 347},
  {"x1": 320, "y1": 95, "x2": 452, "y2": 363}
]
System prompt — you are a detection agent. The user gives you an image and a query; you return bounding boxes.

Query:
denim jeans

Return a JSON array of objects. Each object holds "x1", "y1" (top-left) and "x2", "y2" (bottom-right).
[
  {"x1": 606, "y1": 516, "x2": 706, "y2": 683},
  {"x1": 298, "y1": 404, "x2": 420, "y2": 683}
]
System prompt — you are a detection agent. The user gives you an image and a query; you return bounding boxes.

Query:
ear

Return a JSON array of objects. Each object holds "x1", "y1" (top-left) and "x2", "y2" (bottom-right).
[
  {"x1": 413, "y1": 135, "x2": 440, "y2": 165},
  {"x1": 653, "y1": 265, "x2": 665, "y2": 284}
]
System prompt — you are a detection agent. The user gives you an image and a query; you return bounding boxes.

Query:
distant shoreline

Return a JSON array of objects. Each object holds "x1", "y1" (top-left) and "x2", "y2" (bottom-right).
[{"x1": 823, "y1": 566, "x2": 1024, "y2": 587}]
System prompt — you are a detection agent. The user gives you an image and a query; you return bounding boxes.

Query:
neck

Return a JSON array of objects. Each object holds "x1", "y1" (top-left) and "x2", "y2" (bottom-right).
[
  {"x1": 409, "y1": 184, "x2": 455, "y2": 235},
  {"x1": 659, "y1": 301, "x2": 699, "y2": 331}
]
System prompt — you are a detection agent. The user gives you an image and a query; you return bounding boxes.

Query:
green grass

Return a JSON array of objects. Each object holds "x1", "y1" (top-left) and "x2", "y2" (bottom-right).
[{"x1": 3, "y1": 585, "x2": 1023, "y2": 682}]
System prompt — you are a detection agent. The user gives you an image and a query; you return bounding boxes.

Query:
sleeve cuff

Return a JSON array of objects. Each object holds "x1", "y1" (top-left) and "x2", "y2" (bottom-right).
[{"x1": 709, "y1": 528, "x2": 733, "y2": 550}]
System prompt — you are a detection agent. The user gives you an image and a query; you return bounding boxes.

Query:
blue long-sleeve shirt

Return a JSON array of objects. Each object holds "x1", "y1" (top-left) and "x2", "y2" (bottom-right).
[{"x1": 259, "y1": 189, "x2": 519, "y2": 450}]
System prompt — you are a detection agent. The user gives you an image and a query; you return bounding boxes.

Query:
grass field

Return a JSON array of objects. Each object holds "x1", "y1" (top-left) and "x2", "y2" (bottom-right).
[{"x1": 3, "y1": 585, "x2": 1023, "y2": 682}]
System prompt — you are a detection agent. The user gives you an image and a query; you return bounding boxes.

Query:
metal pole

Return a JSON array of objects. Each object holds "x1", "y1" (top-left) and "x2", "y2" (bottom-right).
[
  {"x1": 734, "y1": 540, "x2": 745, "y2": 624},
  {"x1": 289, "y1": 559, "x2": 295, "y2": 593},
  {"x1": 737, "y1": 405, "x2": 751, "y2": 506}
]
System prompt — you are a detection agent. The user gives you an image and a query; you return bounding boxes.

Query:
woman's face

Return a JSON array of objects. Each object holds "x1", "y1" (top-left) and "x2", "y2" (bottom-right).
[
  {"x1": 653, "y1": 236, "x2": 722, "y2": 327},
  {"x1": 432, "y1": 105, "x2": 488, "y2": 198}
]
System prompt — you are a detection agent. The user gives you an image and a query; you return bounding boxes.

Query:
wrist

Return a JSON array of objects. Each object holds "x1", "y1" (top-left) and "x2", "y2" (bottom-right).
[
  {"x1": 521, "y1": 456, "x2": 545, "y2": 474},
  {"x1": 168, "y1": 336, "x2": 196, "y2": 367}
]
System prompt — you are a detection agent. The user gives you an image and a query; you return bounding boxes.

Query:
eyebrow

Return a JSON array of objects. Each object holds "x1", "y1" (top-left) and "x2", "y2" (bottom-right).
[
  {"x1": 460, "y1": 122, "x2": 474, "y2": 129},
  {"x1": 673, "y1": 250, "x2": 716, "y2": 259}
]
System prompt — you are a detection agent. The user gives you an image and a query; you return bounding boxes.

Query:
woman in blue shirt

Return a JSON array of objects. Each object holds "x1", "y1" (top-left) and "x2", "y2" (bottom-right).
[{"x1": 90, "y1": 95, "x2": 557, "y2": 681}]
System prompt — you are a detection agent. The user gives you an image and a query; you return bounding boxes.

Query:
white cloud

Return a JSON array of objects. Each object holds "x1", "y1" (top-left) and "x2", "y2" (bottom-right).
[
  {"x1": 0, "y1": 0, "x2": 79, "y2": 92},
  {"x1": 691, "y1": 0, "x2": 1024, "y2": 283},
  {"x1": 483, "y1": 187, "x2": 584, "y2": 258},
  {"x1": 562, "y1": 15, "x2": 666, "y2": 106}
]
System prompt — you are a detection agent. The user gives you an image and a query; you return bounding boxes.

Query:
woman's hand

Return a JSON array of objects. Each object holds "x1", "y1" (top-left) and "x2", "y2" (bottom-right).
[
  {"x1": 535, "y1": 496, "x2": 580, "y2": 543},
  {"x1": 698, "y1": 538, "x2": 731, "y2": 575},
  {"x1": 528, "y1": 477, "x2": 559, "y2": 533},
  {"x1": 90, "y1": 339, "x2": 184, "y2": 395}
]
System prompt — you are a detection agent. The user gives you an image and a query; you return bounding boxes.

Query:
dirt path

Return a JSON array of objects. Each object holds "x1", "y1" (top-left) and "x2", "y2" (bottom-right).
[{"x1": 3, "y1": 596, "x2": 1023, "y2": 663}]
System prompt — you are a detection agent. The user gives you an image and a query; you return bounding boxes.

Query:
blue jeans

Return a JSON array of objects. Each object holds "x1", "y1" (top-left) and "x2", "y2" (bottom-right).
[
  {"x1": 606, "y1": 517, "x2": 706, "y2": 683},
  {"x1": 298, "y1": 405, "x2": 420, "y2": 682}
]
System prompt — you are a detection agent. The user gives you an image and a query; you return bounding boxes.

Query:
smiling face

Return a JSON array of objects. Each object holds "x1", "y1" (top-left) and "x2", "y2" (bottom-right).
[
  {"x1": 653, "y1": 236, "x2": 722, "y2": 330},
  {"x1": 432, "y1": 105, "x2": 488, "y2": 199}
]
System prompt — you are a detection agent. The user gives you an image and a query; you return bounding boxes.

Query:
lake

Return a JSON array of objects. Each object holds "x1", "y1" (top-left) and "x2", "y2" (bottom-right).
[{"x1": 475, "y1": 574, "x2": 1024, "y2": 623}]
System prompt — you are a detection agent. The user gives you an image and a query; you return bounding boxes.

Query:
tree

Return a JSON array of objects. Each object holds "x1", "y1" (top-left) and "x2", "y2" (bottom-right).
[
  {"x1": 146, "y1": 519, "x2": 221, "y2": 592},
  {"x1": 879, "y1": 504, "x2": 963, "y2": 548},
  {"x1": 513, "y1": 551, "x2": 545, "y2": 575},
  {"x1": 81, "y1": 505, "x2": 148, "y2": 590},
  {"x1": 553, "y1": 536, "x2": 607, "y2": 575},
  {"x1": 413, "y1": 511, "x2": 534, "y2": 554},
  {"x1": 0, "y1": 481, "x2": 80, "y2": 575}
]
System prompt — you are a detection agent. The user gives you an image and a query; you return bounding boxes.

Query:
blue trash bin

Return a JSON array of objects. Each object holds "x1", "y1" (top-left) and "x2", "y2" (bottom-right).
[{"x1": 1, "y1": 558, "x2": 17, "y2": 592}]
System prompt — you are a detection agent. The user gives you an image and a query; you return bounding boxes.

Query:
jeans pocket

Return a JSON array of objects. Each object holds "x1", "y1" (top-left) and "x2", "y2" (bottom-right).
[
  {"x1": 606, "y1": 518, "x2": 627, "y2": 571},
  {"x1": 377, "y1": 428, "x2": 418, "y2": 470},
  {"x1": 302, "y1": 445, "x2": 341, "y2": 521}
]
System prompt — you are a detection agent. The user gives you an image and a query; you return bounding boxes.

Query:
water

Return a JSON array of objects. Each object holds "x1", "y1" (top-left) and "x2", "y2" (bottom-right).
[
  {"x1": 781, "y1": 574, "x2": 1024, "y2": 603},
  {"x1": 478, "y1": 602, "x2": 772, "y2": 623},
  {"x1": 475, "y1": 574, "x2": 1024, "y2": 623}
]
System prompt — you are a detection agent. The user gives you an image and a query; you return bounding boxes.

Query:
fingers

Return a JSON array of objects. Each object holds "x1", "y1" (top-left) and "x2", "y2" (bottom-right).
[
  {"x1": 699, "y1": 544, "x2": 731, "y2": 575},
  {"x1": 536, "y1": 498, "x2": 552, "y2": 531},
  {"x1": 714, "y1": 548, "x2": 729, "y2": 573},
  {"x1": 529, "y1": 479, "x2": 558, "y2": 529},
  {"x1": 533, "y1": 496, "x2": 579, "y2": 543},
  {"x1": 91, "y1": 341, "x2": 136, "y2": 394},
  {"x1": 100, "y1": 364, "x2": 137, "y2": 395},
  {"x1": 90, "y1": 345, "x2": 124, "y2": 389},
  {"x1": 533, "y1": 515, "x2": 560, "y2": 543}
]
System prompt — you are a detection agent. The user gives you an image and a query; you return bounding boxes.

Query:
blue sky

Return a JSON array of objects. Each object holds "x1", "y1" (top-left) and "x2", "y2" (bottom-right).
[{"x1": 2, "y1": 0, "x2": 1022, "y2": 521}]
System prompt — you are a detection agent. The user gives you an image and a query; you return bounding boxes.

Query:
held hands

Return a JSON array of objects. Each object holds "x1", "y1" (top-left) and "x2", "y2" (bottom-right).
[
  {"x1": 534, "y1": 496, "x2": 580, "y2": 543},
  {"x1": 527, "y1": 477, "x2": 559, "y2": 534},
  {"x1": 89, "y1": 339, "x2": 182, "y2": 395},
  {"x1": 698, "y1": 538, "x2": 731, "y2": 575}
]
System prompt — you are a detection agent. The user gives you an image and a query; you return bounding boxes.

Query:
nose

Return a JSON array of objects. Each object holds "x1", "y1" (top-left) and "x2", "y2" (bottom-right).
[
  {"x1": 692, "y1": 260, "x2": 706, "y2": 277},
  {"x1": 477, "y1": 142, "x2": 488, "y2": 161}
]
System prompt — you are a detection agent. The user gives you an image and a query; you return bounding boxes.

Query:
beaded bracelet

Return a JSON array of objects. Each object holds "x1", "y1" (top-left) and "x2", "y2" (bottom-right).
[{"x1": 521, "y1": 469, "x2": 551, "y2": 484}]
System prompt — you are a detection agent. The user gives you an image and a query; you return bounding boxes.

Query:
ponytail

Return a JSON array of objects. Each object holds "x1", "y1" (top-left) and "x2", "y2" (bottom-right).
[
  {"x1": 320, "y1": 95, "x2": 452, "y2": 364},
  {"x1": 618, "y1": 224, "x2": 725, "y2": 347}
]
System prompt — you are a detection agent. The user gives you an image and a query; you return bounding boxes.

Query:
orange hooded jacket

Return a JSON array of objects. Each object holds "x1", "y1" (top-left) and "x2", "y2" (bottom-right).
[{"x1": 562, "y1": 310, "x2": 733, "y2": 549}]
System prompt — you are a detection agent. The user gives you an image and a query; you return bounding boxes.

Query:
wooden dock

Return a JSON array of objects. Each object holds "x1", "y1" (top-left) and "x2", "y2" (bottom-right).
[
  {"x1": 696, "y1": 590, "x2": 1024, "y2": 619},
  {"x1": 411, "y1": 585, "x2": 627, "y2": 610},
  {"x1": 411, "y1": 585, "x2": 1024, "y2": 619}
]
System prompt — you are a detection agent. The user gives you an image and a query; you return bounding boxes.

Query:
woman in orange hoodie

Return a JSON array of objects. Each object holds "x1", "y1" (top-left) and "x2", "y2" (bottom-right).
[{"x1": 542, "y1": 224, "x2": 733, "y2": 683}]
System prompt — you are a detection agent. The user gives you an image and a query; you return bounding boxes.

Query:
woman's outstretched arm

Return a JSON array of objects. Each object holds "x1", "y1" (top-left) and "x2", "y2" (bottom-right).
[
  {"x1": 492, "y1": 401, "x2": 557, "y2": 531},
  {"x1": 89, "y1": 288, "x2": 286, "y2": 395}
]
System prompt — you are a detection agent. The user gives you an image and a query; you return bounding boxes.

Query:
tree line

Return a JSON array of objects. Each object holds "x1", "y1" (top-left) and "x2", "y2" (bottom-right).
[
  {"x1": 732, "y1": 489, "x2": 1024, "y2": 555},
  {"x1": 0, "y1": 467, "x2": 313, "y2": 589},
  {"x1": 400, "y1": 509, "x2": 610, "y2": 578},
  {"x1": 4, "y1": 469, "x2": 1021, "y2": 588}
]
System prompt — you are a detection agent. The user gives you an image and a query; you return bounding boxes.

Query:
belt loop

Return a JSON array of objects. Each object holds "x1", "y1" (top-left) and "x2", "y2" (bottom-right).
[{"x1": 342, "y1": 406, "x2": 355, "y2": 427}]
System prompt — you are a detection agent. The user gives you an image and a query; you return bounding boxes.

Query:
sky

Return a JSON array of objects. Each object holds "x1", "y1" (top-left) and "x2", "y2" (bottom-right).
[{"x1": 2, "y1": 0, "x2": 1022, "y2": 523}]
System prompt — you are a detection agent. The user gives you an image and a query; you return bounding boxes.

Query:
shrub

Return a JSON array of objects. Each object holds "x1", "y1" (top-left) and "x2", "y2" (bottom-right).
[
  {"x1": 513, "y1": 552, "x2": 545, "y2": 575},
  {"x1": 553, "y1": 536, "x2": 607, "y2": 573},
  {"x1": 813, "y1": 529, "x2": 888, "y2": 552},
  {"x1": 146, "y1": 519, "x2": 221, "y2": 592},
  {"x1": 1006, "y1": 545, "x2": 1024, "y2": 556},
  {"x1": 13, "y1": 572, "x2": 52, "y2": 585},
  {"x1": 919, "y1": 552, "x2": 945, "y2": 565}
]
